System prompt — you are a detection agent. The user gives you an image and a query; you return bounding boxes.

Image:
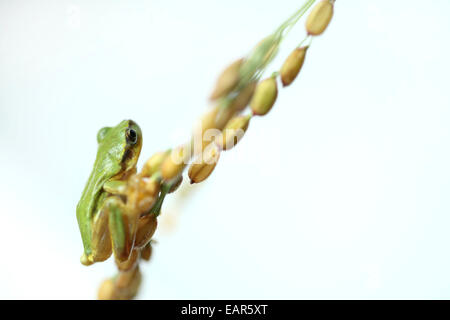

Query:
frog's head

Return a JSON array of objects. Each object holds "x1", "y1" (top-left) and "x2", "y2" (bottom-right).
[{"x1": 96, "y1": 119, "x2": 143, "y2": 177}]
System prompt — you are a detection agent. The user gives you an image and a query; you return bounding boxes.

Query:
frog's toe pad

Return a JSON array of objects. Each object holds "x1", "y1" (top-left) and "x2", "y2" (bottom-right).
[{"x1": 80, "y1": 253, "x2": 94, "y2": 266}]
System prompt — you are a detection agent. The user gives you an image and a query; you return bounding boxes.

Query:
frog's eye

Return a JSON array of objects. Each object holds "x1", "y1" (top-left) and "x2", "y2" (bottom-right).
[
  {"x1": 126, "y1": 128, "x2": 138, "y2": 144},
  {"x1": 97, "y1": 127, "x2": 111, "y2": 144}
]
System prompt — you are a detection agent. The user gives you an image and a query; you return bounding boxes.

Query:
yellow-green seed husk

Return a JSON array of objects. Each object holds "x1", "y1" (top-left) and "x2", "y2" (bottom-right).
[
  {"x1": 114, "y1": 266, "x2": 142, "y2": 300},
  {"x1": 140, "y1": 242, "x2": 153, "y2": 261},
  {"x1": 210, "y1": 58, "x2": 243, "y2": 100},
  {"x1": 98, "y1": 279, "x2": 115, "y2": 300},
  {"x1": 188, "y1": 143, "x2": 221, "y2": 184},
  {"x1": 141, "y1": 151, "x2": 169, "y2": 177},
  {"x1": 161, "y1": 146, "x2": 189, "y2": 181},
  {"x1": 306, "y1": 0, "x2": 334, "y2": 36},
  {"x1": 281, "y1": 46, "x2": 308, "y2": 87},
  {"x1": 239, "y1": 35, "x2": 280, "y2": 85},
  {"x1": 135, "y1": 215, "x2": 158, "y2": 249},
  {"x1": 195, "y1": 106, "x2": 235, "y2": 152},
  {"x1": 168, "y1": 175, "x2": 183, "y2": 193},
  {"x1": 250, "y1": 77, "x2": 278, "y2": 116},
  {"x1": 255, "y1": 35, "x2": 280, "y2": 67},
  {"x1": 215, "y1": 105, "x2": 237, "y2": 130},
  {"x1": 229, "y1": 81, "x2": 257, "y2": 111},
  {"x1": 216, "y1": 114, "x2": 251, "y2": 151}
]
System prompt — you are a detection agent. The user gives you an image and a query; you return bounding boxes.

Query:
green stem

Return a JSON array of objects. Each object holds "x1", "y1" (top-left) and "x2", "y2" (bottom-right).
[
  {"x1": 297, "y1": 35, "x2": 313, "y2": 48},
  {"x1": 240, "y1": 0, "x2": 316, "y2": 86},
  {"x1": 148, "y1": 182, "x2": 171, "y2": 216},
  {"x1": 275, "y1": 0, "x2": 316, "y2": 39}
]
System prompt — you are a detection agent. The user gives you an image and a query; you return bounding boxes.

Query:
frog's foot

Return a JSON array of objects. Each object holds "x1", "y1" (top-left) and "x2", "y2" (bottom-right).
[{"x1": 80, "y1": 252, "x2": 94, "y2": 266}]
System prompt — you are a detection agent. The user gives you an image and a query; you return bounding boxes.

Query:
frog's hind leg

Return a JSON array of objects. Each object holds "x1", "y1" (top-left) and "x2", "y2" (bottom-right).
[
  {"x1": 105, "y1": 196, "x2": 138, "y2": 263},
  {"x1": 90, "y1": 206, "x2": 113, "y2": 263}
]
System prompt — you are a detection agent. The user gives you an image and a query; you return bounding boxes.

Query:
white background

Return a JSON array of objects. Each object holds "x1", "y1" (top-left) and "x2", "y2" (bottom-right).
[{"x1": 1, "y1": 0, "x2": 449, "y2": 299}]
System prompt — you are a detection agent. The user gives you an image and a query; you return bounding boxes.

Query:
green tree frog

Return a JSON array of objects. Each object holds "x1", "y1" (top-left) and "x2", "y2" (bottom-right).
[{"x1": 76, "y1": 120, "x2": 143, "y2": 266}]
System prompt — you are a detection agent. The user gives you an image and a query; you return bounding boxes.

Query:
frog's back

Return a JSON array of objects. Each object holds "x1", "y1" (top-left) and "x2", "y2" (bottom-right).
[
  {"x1": 76, "y1": 149, "x2": 121, "y2": 255},
  {"x1": 76, "y1": 168, "x2": 107, "y2": 255}
]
